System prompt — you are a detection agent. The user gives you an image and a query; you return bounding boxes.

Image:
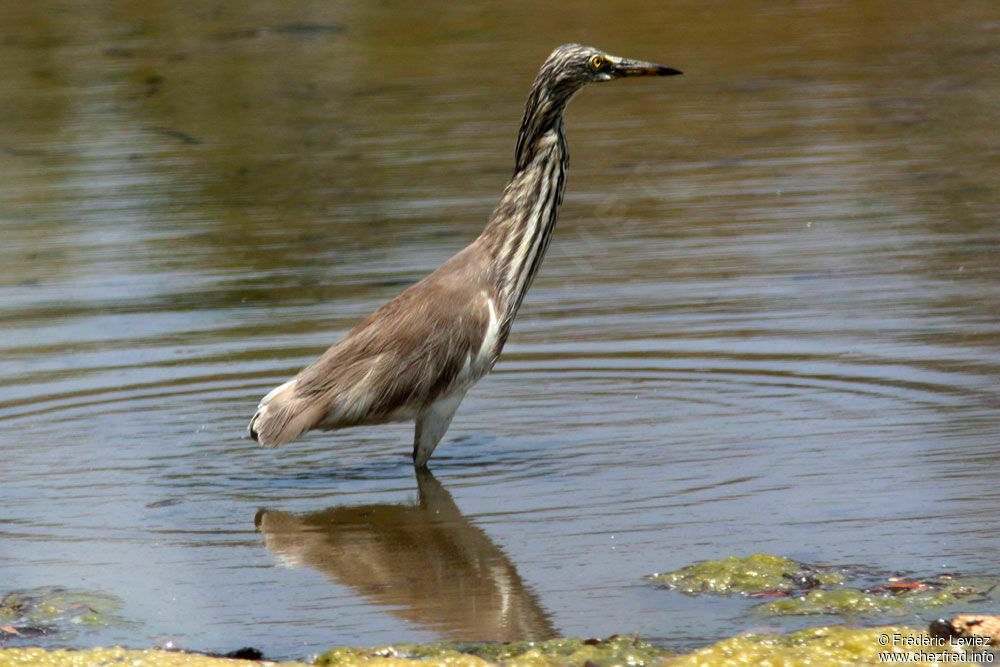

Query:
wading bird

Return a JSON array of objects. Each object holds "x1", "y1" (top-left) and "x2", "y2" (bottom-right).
[{"x1": 249, "y1": 44, "x2": 681, "y2": 467}]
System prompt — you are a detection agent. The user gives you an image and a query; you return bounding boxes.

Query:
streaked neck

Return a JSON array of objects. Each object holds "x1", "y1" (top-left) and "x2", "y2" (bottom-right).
[{"x1": 479, "y1": 121, "x2": 569, "y2": 329}]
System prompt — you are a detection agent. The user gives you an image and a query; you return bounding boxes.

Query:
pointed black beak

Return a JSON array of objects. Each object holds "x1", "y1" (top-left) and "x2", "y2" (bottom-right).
[{"x1": 611, "y1": 56, "x2": 682, "y2": 77}]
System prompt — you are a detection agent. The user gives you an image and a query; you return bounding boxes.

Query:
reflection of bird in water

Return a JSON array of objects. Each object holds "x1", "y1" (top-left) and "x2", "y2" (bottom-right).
[
  {"x1": 255, "y1": 469, "x2": 556, "y2": 642},
  {"x1": 249, "y1": 44, "x2": 681, "y2": 467}
]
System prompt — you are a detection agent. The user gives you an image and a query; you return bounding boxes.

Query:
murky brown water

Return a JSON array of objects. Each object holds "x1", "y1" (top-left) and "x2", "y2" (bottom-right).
[{"x1": 2, "y1": 0, "x2": 999, "y2": 660}]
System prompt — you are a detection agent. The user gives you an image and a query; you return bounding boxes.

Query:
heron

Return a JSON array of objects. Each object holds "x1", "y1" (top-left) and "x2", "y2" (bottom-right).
[{"x1": 249, "y1": 43, "x2": 681, "y2": 467}]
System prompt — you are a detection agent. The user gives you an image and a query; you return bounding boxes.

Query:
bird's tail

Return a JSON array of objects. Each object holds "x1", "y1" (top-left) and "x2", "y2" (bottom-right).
[{"x1": 248, "y1": 378, "x2": 325, "y2": 448}]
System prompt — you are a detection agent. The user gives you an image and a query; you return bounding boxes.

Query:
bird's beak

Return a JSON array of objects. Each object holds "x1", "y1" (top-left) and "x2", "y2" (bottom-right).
[{"x1": 610, "y1": 56, "x2": 682, "y2": 77}]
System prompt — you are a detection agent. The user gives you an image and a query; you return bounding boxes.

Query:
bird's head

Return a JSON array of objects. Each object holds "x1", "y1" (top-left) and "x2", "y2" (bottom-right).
[
  {"x1": 514, "y1": 44, "x2": 681, "y2": 170},
  {"x1": 540, "y1": 44, "x2": 681, "y2": 93}
]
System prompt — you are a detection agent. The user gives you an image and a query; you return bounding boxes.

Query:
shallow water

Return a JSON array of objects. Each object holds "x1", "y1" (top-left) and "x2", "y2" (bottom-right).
[{"x1": 2, "y1": 0, "x2": 999, "y2": 660}]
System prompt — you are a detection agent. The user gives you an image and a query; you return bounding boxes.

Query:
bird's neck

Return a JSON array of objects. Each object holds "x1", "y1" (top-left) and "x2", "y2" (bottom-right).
[{"x1": 478, "y1": 113, "x2": 570, "y2": 333}]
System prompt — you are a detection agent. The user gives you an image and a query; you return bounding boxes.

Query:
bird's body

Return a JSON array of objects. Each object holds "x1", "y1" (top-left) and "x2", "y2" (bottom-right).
[{"x1": 249, "y1": 44, "x2": 680, "y2": 467}]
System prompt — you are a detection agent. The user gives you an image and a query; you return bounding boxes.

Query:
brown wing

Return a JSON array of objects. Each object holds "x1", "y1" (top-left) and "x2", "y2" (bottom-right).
[{"x1": 249, "y1": 244, "x2": 494, "y2": 447}]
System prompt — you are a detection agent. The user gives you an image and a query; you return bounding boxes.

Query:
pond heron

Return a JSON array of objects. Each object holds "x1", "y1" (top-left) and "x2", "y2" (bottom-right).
[{"x1": 249, "y1": 44, "x2": 681, "y2": 467}]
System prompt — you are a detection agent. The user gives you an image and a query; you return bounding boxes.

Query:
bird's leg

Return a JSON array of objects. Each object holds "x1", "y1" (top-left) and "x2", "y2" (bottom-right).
[{"x1": 413, "y1": 392, "x2": 467, "y2": 467}]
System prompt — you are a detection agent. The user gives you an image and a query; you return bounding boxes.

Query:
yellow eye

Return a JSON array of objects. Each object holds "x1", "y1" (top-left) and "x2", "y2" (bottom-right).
[{"x1": 590, "y1": 55, "x2": 605, "y2": 70}]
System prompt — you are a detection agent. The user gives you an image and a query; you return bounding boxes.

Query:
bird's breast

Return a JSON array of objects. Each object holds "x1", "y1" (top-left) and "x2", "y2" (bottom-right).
[{"x1": 458, "y1": 295, "x2": 502, "y2": 388}]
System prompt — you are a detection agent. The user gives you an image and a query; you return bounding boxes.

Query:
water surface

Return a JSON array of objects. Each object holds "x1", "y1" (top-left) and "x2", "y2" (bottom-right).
[{"x1": 1, "y1": 0, "x2": 999, "y2": 660}]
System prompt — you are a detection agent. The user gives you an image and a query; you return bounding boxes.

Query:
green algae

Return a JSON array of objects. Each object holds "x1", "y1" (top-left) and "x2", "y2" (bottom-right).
[
  {"x1": 756, "y1": 584, "x2": 977, "y2": 617},
  {"x1": 758, "y1": 588, "x2": 907, "y2": 616},
  {"x1": 312, "y1": 629, "x2": 967, "y2": 666},
  {"x1": 0, "y1": 628, "x2": 963, "y2": 666},
  {"x1": 0, "y1": 587, "x2": 128, "y2": 643},
  {"x1": 651, "y1": 554, "x2": 996, "y2": 622},
  {"x1": 663, "y1": 626, "x2": 945, "y2": 666},
  {"x1": 315, "y1": 646, "x2": 489, "y2": 666},
  {"x1": 316, "y1": 635, "x2": 672, "y2": 666},
  {"x1": 648, "y1": 553, "x2": 844, "y2": 596},
  {"x1": 0, "y1": 646, "x2": 311, "y2": 666}
]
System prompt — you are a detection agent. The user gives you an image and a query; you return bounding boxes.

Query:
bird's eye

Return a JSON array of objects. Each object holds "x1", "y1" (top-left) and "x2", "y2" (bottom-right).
[{"x1": 590, "y1": 55, "x2": 605, "y2": 70}]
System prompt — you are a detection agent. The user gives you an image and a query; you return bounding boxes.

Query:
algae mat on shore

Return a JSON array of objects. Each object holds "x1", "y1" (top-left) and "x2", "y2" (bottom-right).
[
  {"x1": 0, "y1": 627, "x2": 951, "y2": 666},
  {"x1": 0, "y1": 646, "x2": 308, "y2": 666},
  {"x1": 313, "y1": 628, "x2": 964, "y2": 666},
  {"x1": 649, "y1": 553, "x2": 997, "y2": 618}
]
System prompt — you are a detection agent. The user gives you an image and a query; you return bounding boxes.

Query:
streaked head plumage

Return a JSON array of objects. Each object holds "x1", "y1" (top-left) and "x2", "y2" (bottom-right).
[{"x1": 537, "y1": 43, "x2": 681, "y2": 91}]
